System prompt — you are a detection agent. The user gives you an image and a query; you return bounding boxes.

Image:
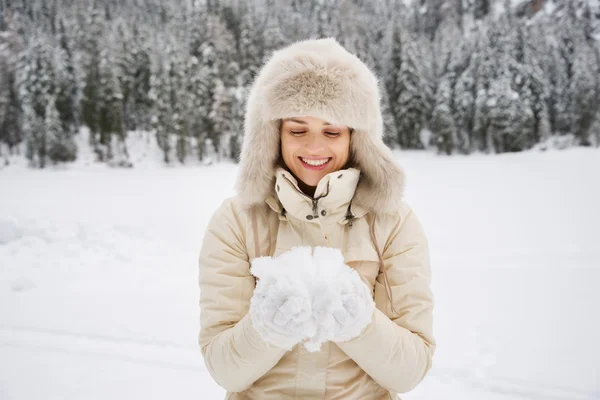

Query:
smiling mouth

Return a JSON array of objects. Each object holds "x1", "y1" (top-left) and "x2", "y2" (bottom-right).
[{"x1": 298, "y1": 157, "x2": 332, "y2": 170}]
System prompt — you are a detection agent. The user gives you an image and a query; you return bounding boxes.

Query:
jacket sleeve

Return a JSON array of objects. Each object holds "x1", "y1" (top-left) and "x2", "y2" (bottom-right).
[
  {"x1": 198, "y1": 198, "x2": 287, "y2": 393},
  {"x1": 336, "y1": 205, "x2": 436, "y2": 394}
]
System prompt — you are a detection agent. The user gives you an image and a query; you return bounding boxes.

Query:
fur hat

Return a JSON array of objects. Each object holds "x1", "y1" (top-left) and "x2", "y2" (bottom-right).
[{"x1": 235, "y1": 38, "x2": 405, "y2": 213}]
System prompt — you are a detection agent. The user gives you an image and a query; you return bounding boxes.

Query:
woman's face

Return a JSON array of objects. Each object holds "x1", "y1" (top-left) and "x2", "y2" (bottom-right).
[{"x1": 280, "y1": 116, "x2": 351, "y2": 187}]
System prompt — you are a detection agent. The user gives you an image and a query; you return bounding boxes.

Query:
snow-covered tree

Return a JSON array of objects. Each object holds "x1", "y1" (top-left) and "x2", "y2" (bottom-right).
[
  {"x1": 46, "y1": 94, "x2": 76, "y2": 163},
  {"x1": 454, "y1": 62, "x2": 477, "y2": 153},
  {"x1": 238, "y1": 8, "x2": 263, "y2": 85},
  {"x1": 487, "y1": 72, "x2": 531, "y2": 153},
  {"x1": 432, "y1": 11, "x2": 462, "y2": 78},
  {"x1": 569, "y1": 31, "x2": 599, "y2": 145},
  {"x1": 211, "y1": 79, "x2": 233, "y2": 160},
  {"x1": 149, "y1": 49, "x2": 173, "y2": 164},
  {"x1": 262, "y1": 10, "x2": 287, "y2": 59},
  {"x1": 96, "y1": 45, "x2": 126, "y2": 163},
  {"x1": 17, "y1": 33, "x2": 60, "y2": 167},
  {"x1": 0, "y1": 20, "x2": 24, "y2": 152},
  {"x1": 431, "y1": 74, "x2": 456, "y2": 155},
  {"x1": 388, "y1": 23, "x2": 431, "y2": 149}
]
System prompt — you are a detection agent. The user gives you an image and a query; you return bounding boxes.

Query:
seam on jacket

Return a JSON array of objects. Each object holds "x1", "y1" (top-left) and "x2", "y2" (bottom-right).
[
  {"x1": 323, "y1": 342, "x2": 331, "y2": 399},
  {"x1": 292, "y1": 345, "x2": 300, "y2": 398},
  {"x1": 251, "y1": 206, "x2": 260, "y2": 258}
]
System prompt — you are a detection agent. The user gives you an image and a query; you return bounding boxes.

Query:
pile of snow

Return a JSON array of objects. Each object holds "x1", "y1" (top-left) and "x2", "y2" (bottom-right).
[{"x1": 250, "y1": 246, "x2": 373, "y2": 352}]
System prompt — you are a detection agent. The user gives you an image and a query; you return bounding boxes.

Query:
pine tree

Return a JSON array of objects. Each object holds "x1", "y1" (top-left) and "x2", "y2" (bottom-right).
[
  {"x1": 238, "y1": 8, "x2": 263, "y2": 85},
  {"x1": 169, "y1": 45, "x2": 189, "y2": 164},
  {"x1": 262, "y1": 10, "x2": 287, "y2": 59},
  {"x1": 432, "y1": 11, "x2": 462, "y2": 79},
  {"x1": 80, "y1": 6, "x2": 103, "y2": 146},
  {"x1": 545, "y1": 35, "x2": 570, "y2": 134},
  {"x1": 0, "y1": 23, "x2": 24, "y2": 152},
  {"x1": 185, "y1": 54, "x2": 206, "y2": 161},
  {"x1": 388, "y1": 23, "x2": 430, "y2": 149},
  {"x1": 96, "y1": 46, "x2": 126, "y2": 163},
  {"x1": 313, "y1": 0, "x2": 339, "y2": 39},
  {"x1": 472, "y1": 24, "x2": 499, "y2": 153},
  {"x1": 0, "y1": 69, "x2": 22, "y2": 152},
  {"x1": 521, "y1": 21, "x2": 551, "y2": 144},
  {"x1": 46, "y1": 94, "x2": 76, "y2": 163},
  {"x1": 55, "y1": 18, "x2": 78, "y2": 137},
  {"x1": 22, "y1": 102, "x2": 45, "y2": 167},
  {"x1": 420, "y1": 0, "x2": 446, "y2": 41},
  {"x1": 454, "y1": 62, "x2": 477, "y2": 153},
  {"x1": 473, "y1": 0, "x2": 491, "y2": 20},
  {"x1": 17, "y1": 33, "x2": 59, "y2": 167},
  {"x1": 228, "y1": 84, "x2": 249, "y2": 162},
  {"x1": 431, "y1": 74, "x2": 455, "y2": 155},
  {"x1": 487, "y1": 72, "x2": 529, "y2": 153},
  {"x1": 187, "y1": 44, "x2": 219, "y2": 161},
  {"x1": 211, "y1": 79, "x2": 232, "y2": 161},
  {"x1": 569, "y1": 30, "x2": 599, "y2": 145},
  {"x1": 130, "y1": 23, "x2": 152, "y2": 131},
  {"x1": 149, "y1": 49, "x2": 173, "y2": 164},
  {"x1": 112, "y1": 18, "x2": 136, "y2": 131}
]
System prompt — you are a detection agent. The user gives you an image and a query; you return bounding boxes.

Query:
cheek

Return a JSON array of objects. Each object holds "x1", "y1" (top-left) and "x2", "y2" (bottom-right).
[
  {"x1": 281, "y1": 137, "x2": 298, "y2": 162},
  {"x1": 334, "y1": 139, "x2": 351, "y2": 164}
]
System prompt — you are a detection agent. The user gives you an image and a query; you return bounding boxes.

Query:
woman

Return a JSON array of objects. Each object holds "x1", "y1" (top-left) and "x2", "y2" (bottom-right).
[{"x1": 198, "y1": 38, "x2": 435, "y2": 399}]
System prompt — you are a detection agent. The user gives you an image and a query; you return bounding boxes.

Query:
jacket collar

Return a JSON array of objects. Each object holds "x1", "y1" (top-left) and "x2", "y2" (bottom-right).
[{"x1": 265, "y1": 167, "x2": 368, "y2": 224}]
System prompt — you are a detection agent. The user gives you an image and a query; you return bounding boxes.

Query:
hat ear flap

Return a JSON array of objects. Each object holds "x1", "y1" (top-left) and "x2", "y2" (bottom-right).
[
  {"x1": 236, "y1": 116, "x2": 280, "y2": 208},
  {"x1": 350, "y1": 129, "x2": 406, "y2": 213}
]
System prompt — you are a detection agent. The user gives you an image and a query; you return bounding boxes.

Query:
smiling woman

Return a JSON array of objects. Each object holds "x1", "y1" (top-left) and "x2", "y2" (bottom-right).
[
  {"x1": 279, "y1": 116, "x2": 352, "y2": 197},
  {"x1": 198, "y1": 38, "x2": 435, "y2": 400}
]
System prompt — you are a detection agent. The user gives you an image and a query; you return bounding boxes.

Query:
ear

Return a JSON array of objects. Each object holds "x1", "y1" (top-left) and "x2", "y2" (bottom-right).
[{"x1": 250, "y1": 256, "x2": 276, "y2": 279}]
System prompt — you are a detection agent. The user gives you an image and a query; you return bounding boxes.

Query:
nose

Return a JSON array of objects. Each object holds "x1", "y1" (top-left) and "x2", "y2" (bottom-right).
[{"x1": 305, "y1": 132, "x2": 326, "y2": 153}]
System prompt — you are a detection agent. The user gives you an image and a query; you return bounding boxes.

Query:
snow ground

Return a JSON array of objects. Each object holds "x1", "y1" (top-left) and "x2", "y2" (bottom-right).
[{"x1": 1, "y1": 147, "x2": 599, "y2": 399}]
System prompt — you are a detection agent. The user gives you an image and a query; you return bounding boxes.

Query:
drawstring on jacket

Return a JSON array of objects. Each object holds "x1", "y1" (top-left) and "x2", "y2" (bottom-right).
[
  {"x1": 344, "y1": 202, "x2": 355, "y2": 227},
  {"x1": 368, "y1": 213, "x2": 398, "y2": 316}
]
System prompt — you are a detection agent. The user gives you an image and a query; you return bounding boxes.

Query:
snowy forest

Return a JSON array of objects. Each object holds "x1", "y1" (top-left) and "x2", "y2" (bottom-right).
[{"x1": 0, "y1": 0, "x2": 599, "y2": 168}]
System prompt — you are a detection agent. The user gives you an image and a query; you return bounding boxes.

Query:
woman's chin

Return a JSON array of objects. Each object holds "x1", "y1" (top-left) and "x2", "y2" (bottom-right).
[{"x1": 299, "y1": 173, "x2": 324, "y2": 187}]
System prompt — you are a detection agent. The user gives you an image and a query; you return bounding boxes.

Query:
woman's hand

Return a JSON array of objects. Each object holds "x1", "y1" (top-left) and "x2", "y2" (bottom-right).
[
  {"x1": 312, "y1": 247, "x2": 375, "y2": 345},
  {"x1": 249, "y1": 247, "x2": 317, "y2": 350},
  {"x1": 249, "y1": 246, "x2": 375, "y2": 352}
]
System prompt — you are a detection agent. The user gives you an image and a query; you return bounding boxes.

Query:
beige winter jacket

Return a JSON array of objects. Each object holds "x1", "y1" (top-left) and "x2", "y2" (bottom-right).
[{"x1": 198, "y1": 167, "x2": 435, "y2": 399}]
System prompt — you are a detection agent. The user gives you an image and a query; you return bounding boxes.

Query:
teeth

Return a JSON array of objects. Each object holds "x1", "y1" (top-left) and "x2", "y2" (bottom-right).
[{"x1": 301, "y1": 158, "x2": 329, "y2": 166}]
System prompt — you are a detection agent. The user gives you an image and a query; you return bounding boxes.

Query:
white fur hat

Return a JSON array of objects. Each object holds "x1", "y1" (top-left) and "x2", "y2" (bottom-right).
[{"x1": 235, "y1": 38, "x2": 405, "y2": 213}]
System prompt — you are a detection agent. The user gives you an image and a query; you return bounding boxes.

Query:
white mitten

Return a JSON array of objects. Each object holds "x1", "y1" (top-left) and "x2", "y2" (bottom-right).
[
  {"x1": 313, "y1": 246, "x2": 375, "y2": 344},
  {"x1": 249, "y1": 247, "x2": 316, "y2": 350}
]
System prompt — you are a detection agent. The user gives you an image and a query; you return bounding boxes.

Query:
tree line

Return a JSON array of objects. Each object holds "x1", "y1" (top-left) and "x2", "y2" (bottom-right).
[{"x1": 0, "y1": 0, "x2": 599, "y2": 168}]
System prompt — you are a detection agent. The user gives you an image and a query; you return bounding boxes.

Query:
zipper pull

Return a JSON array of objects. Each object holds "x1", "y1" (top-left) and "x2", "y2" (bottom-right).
[{"x1": 311, "y1": 198, "x2": 319, "y2": 218}]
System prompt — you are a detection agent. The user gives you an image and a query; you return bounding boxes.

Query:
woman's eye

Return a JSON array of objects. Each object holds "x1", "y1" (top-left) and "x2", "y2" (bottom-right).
[
  {"x1": 290, "y1": 131, "x2": 306, "y2": 135},
  {"x1": 325, "y1": 132, "x2": 340, "y2": 137}
]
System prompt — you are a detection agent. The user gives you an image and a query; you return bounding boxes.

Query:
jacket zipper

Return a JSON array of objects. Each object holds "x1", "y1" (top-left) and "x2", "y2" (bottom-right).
[{"x1": 281, "y1": 174, "x2": 330, "y2": 219}]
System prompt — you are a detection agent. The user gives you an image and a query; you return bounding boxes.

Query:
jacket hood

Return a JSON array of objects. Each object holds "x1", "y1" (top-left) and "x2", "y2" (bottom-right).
[{"x1": 235, "y1": 37, "x2": 406, "y2": 213}]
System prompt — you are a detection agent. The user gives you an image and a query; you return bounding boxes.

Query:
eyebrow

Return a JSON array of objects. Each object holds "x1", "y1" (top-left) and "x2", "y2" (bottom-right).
[{"x1": 287, "y1": 118, "x2": 333, "y2": 126}]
